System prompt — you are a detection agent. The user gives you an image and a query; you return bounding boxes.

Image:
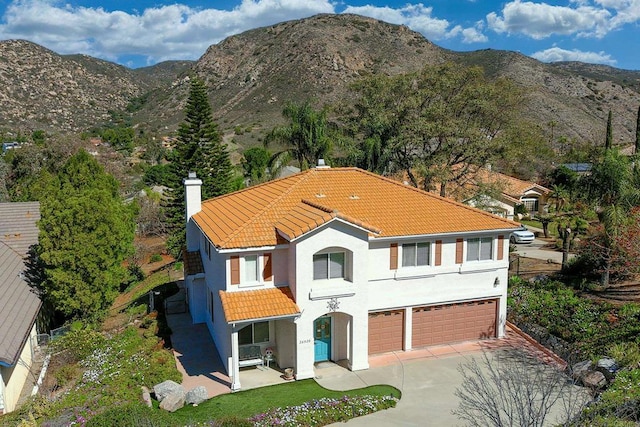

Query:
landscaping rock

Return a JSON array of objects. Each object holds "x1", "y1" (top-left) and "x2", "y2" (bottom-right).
[
  {"x1": 141, "y1": 386, "x2": 152, "y2": 408},
  {"x1": 581, "y1": 370, "x2": 607, "y2": 389},
  {"x1": 159, "y1": 390, "x2": 185, "y2": 412},
  {"x1": 571, "y1": 360, "x2": 593, "y2": 380},
  {"x1": 153, "y1": 380, "x2": 184, "y2": 402},
  {"x1": 596, "y1": 357, "x2": 618, "y2": 381},
  {"x1": 185, "y1": 386, "x2": 208, "y2": 405}
]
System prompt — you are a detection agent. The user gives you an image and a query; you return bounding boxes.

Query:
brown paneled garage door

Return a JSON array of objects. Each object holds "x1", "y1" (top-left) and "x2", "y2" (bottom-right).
[
  {"x1": 412, "y1": 299, "x2": 497, "y2": 348},
  {"x1": 368, "y1": 310, "x2": 404, "y2": 354}
]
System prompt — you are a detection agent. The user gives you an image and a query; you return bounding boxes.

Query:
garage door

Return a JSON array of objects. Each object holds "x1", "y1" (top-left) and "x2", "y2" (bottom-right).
[
  {"x1": 412, "y1": 299, "x2": 497, "y2": 348},
  {"x1": 368, "y1": 310, "x2": 404, "y2": 354}
]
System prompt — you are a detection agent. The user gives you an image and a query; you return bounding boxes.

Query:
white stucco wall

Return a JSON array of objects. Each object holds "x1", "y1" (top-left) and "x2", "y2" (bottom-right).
[{"x1": 291, "y1": 220, "x2": 371, "y2": 379}]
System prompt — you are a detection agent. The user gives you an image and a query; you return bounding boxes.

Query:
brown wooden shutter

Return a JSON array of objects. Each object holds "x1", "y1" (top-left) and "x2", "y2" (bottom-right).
[
  {"x1": 263, "y1": 252, "x2": 273, "y2": 281},
  {"x1": 230, "y1": 256, "x2": 240, "y2": 285},
  {"x1": 390, "y1": 243, "x2": 398, "y2": 270},
  {"x1": 435, "y1": 240, "x2": 442, "y2": 266},
  {"x1": 497, "y1": 235, "x2": 504, "y2": 260},
  {"x1": 455, "y1": 239, "x2": 464, "y2": 264}
]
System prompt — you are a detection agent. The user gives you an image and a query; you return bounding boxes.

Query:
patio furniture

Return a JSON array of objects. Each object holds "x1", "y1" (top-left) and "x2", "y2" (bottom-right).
[{"x1": 239, "y1": 345, "x2": 263, "y2": 368}]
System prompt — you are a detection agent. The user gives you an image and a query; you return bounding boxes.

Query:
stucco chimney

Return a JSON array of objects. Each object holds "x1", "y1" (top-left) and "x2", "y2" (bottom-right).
[
  {"x1": 184, "y1": 172, "x2": 202, "y2": 252},
  {"x1": 184, "y1": 171, "x2": 202, "y2": 221}
]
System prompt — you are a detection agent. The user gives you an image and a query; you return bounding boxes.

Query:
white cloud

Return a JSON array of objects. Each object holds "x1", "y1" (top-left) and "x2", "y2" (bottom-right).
[
  {"x1": 0, "y1": 0, "x2": 335, "y2": 65},
  {"x1": 531, "y1": 46, "x2": 616, "y2": 64},
  {"x1": 487, "y1": 1, "x2": 612, "y2": 39},
  {"x1": 342, "y1": 3, "x2": 487, "y2": 42},
  {"x1": 461, "y1": 21, "x2": 488, "y2": 43}
]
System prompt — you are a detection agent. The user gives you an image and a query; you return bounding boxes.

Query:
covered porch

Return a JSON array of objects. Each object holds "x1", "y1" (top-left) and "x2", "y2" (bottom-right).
[{"x1": 219, "y1": 287, "x2": 301, "y2": 391}]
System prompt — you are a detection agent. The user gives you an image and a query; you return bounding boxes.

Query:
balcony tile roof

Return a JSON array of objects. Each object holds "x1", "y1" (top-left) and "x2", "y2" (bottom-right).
[{"x1": 219, "y1": 287, "x2": 300, "y2": 323}]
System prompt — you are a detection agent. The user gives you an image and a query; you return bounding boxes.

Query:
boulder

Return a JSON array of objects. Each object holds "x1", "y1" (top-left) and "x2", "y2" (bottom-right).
[
  {"x1": 141, "y1": 386, "x2": 152, "y2": 408},
  {"x1": 580, "y1": 370, "x2": 607, "y2": 389},
  {"x1": 153, "y1": 380, "x2": 184, "y2": 402},
  {"x1": 159, "y1": 390, "x2": 185, "y2": 412},
  {"x1": 571, "y1": 360, "x2": 592, "y2": 380},
  {"x1": 185, "y1": 386, "x2": 208, "y2": 405}
]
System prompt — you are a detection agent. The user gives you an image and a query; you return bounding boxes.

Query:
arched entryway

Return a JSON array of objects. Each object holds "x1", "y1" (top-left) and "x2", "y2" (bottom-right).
[{"x1": 313, "y1": 312, "x2": 353, "y2": 364}]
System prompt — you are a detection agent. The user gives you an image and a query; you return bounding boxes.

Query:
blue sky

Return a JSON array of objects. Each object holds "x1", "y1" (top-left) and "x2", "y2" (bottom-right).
[{"x1": 0, "y1": 0, "x2": 639, "y2": 70}]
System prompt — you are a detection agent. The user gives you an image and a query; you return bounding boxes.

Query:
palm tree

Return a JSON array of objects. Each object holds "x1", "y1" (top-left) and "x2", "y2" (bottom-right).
[{"x1": 265, "y1": 101, "x2": 331, "y2": 171}]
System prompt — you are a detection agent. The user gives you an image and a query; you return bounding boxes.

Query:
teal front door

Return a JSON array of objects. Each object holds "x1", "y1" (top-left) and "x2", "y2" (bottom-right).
[{"x1": 314, "y1": 316, "x2": 332, "y2": 362}]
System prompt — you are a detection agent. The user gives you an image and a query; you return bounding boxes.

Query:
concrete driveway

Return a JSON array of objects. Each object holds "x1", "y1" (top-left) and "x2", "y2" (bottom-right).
[
  {"x1": 511, "y1": 238, "x2": 574, "y2": 264},
  {"x1": 317, "y1": 325, "x2": 569, "y2": 426}
]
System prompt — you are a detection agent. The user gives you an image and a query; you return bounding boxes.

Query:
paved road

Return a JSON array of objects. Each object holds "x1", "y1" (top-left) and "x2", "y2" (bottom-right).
[{"x1": 511, "y1": 238, "x2": 574, "y2": 264}]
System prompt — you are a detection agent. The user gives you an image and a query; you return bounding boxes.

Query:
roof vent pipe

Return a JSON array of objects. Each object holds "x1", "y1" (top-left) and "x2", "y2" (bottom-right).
[{"x1": 316, "y1": 158, "x2": 330, "y2": 169}]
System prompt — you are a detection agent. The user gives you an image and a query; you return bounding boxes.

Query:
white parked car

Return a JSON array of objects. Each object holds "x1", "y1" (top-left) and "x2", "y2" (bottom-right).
[{"x1": 510, "y1": 226, "x2": 535, "y2": 244}]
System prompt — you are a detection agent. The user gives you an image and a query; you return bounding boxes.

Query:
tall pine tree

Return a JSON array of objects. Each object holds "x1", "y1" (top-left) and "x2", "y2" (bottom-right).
[{"x1": 166, "y1": 77, "x2": 233, "y2": 256}]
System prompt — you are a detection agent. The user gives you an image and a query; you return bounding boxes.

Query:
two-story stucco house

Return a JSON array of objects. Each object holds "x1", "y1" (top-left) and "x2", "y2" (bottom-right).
[{"x1": 182, "y1": 166, "x2": 519, "y2": 391}]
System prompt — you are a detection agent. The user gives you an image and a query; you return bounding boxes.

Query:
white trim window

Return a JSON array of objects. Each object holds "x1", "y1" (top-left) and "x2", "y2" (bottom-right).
[
  {"x1": 467, "y1": 237, "x2": 493, "y2": 261},
  {"x1": 238, "y1": 321, "x2": 270, "y2": 345},
  {"x1": 244, "y1": 255, "x2": 259, "y2": 282},
  {"x1": 402, "y1": 242, "x2": 430, "y2": 267},
  {"x1": 313, "y1": 252, "x2": 345, "y2": 280}
]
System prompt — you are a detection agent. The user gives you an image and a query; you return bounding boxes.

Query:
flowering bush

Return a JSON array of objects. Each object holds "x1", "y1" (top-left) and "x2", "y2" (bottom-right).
[{"x1": 248, "y1": 395, "x2": 398, "y2": 426}]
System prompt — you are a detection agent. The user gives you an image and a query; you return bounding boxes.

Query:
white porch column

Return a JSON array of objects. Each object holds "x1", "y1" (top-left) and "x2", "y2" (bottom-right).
[
  {"x1": 230, "y1": 330, "x2": 241, "y2": 391},
  {"x1": 294, "y1": 319, "x2": 314, "y2": 380}
]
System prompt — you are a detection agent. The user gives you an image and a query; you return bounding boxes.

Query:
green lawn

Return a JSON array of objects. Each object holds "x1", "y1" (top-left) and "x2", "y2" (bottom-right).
[
  {"x1": 88, "y1": 380, "x2": 399, "y2": 426},
  {"x1": 172, "y1": 379, "x2": 400, "y2": 424}
]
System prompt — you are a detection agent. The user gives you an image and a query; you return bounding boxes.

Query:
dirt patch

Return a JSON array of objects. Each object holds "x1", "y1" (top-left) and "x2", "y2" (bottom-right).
[{"x1": 509, "y1": 255, "x2": 562, "y2": 279}]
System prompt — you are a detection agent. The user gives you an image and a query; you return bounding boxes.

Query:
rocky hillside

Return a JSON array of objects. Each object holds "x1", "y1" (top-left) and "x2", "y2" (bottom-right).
[
  {"x1": 0, "y1": 40, "x2": 191, "y2": 133},
  {"x1": 2, "y1": 14, "x2": 640, "y2": 150}
]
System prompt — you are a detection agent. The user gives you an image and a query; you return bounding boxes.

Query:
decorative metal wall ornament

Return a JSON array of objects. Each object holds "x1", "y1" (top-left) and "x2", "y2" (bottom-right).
[{"x1": 327, "y1": 297, "x2": 340, "y2": 312}]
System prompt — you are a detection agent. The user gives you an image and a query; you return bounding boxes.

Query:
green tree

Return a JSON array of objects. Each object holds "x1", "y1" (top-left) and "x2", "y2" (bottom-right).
[
  {"x1": 34, "y1": 150, "x2": 136, "y2": 320},
  {"x1": 344, "y1": 63, "x2": 522, "y2": 196},
  {"x1": 101, "y1": 126, "x2": 135, "y2": 154},
  {"x1": 241, "y1": 146, "x2": 271, "y2": 184},
  {"x1": 581, "y1": 149, "x2": 640, "y2": 285},
  {"x1": 605, "y1": 109, "x2": 613, "y2": 150},
  {"x1": 635, "y1": 105, "x2": 640, "y2": 155},
  {"x1": 166, "y1": 77, "x2": 233, "y2": 256},
  {"x1": 265, "y1": 101, "x2": 332, "y2": 170}
]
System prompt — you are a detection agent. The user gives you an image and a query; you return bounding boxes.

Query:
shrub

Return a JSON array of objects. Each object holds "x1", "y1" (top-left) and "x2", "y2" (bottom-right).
[{"x1": 149, "y1": 253, "x2": 163, "y2": 263}]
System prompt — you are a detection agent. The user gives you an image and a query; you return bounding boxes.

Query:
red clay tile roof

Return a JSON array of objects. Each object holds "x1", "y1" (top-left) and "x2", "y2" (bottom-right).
[
  {"x1": 193, "y1": 167, "x2": 519, "y2": 249},
  {"x1": 219, "y1": 287, "x2": 301, "y2": 323}
]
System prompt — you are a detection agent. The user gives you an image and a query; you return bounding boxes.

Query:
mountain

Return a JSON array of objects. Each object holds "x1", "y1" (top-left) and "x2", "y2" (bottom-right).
[
  {"x1": 2, "y1": 14, "x2": 640, "y2": 151},
  {"x1": 0, "y1": 39, "x2": 192, "y2": 134}
]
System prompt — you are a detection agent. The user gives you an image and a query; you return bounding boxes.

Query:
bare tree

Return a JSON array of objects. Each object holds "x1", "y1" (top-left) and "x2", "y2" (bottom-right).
[{"x1": 453, "y1": 350, "x2": 590, "y2": 427}]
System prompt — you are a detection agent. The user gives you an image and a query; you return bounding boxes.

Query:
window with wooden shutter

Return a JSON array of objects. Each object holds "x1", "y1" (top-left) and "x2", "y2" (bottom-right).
[
  {"x1": 455, "y1": 239, "x2": 463, "y2": 264},
  {"x1": 497, "y1": 235, "x2": 504, "y2": 260},
  {"x1": 263, "y1": 252, "x2": 273, "y2": 281},
  {"x1": 390, "y1": 243, "x2": 398, "y2": 270},
  {"x1": 435, "y1": 240, "x2": 442, "y2": 266},
  {"x1": 230, "y1": 256, "x2": 240, "y2": 285}
]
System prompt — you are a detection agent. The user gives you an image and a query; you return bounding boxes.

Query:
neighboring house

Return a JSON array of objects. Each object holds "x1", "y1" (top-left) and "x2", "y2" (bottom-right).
[
  {"x1": 0, "y1": 202, "x2": 42, "y2": 415},
  {"x1": 453, "y1": 167, "x2": 551, "y2": 220},
  {"x1": 183, "y1": 166, "x2": 519, "y2": 391},
  {"x1": 561, "y1": 162, "x2": 592, "y2": 176}
]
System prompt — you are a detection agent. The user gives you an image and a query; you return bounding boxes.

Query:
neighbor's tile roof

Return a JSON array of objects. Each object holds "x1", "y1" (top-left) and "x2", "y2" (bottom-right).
[
  {"x1": 193, "y1": 168, "x2": 519, "y2": 249},
  {"x1": 0, "y1": 201, "x2": 40, "y2": 257},
  {"x1": 0, "y1": 242, "x2": 41, "y2": 366},
  {"x1": 219, "y1": 287, "x2": 300, "y2": 323}
]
